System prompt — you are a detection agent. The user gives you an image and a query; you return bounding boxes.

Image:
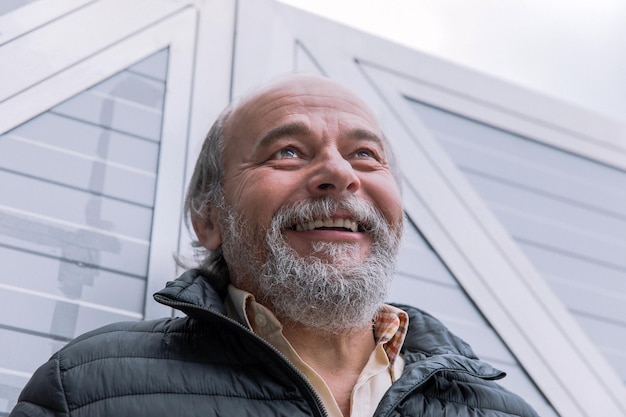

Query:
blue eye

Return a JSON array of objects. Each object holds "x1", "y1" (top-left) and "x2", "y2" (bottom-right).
[
  {"x1": 355, "y1": 149, "x2": 374, "y2": 158},
  {"x1": 276, "y1": 148, "x2": 298, "y2": 159}
]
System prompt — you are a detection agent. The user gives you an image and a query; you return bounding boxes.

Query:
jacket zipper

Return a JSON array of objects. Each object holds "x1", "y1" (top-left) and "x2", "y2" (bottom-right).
[{"x1": 154, "y1": 295, "x2": 329, "y2": 417}]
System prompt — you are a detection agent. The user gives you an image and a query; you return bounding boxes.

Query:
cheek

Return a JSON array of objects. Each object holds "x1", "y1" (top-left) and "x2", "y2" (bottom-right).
[
  {"x1": 224, "y1": 171, "x2": 295, "y2": 223},
  {"x1": 369, "y1": 180, "x2": 404, "y2": 225}
]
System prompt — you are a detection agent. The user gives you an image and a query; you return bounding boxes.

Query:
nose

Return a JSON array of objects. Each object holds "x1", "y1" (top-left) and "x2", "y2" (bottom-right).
[{"x1": 307, "y1": 152, "x2": 361, "y2": 197}]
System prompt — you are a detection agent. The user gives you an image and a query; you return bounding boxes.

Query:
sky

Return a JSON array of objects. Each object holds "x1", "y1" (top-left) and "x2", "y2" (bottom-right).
[{"x1": 277, "y1": 0, "x2": 626, "y2": 126}]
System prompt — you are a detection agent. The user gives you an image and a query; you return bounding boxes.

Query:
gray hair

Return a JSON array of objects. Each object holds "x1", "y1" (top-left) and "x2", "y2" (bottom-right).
[{"x1": 183, "y1": 105, "x2": 232, "y2": 282}]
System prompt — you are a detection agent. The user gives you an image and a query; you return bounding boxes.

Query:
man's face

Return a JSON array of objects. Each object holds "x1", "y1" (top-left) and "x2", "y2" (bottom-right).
[
  {"x1": 204, "y1": 76, "x2": 404, "y2": 330},
  {"x1": 219, "y1": 76, "x2": 403, "y2": 271}
]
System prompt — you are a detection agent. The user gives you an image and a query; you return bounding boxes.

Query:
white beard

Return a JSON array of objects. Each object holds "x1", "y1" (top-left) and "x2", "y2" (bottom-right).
[{"x1": 219, "y1": 196, "x2": 403, "y2": 334}]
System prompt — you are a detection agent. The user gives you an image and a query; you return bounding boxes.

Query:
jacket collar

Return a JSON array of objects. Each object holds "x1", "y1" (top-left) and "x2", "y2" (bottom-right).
[
  {"x1": 154, "y1": 269, "x2": 228, "y2": 316},
  {"x1": 393, "y1": 303, "x2": 505, "y2": 377},
  {"x1": 394, "y1": 303, "x2": 478, "y2": 359},
  {"x1": 154, "y1": 269, "x2": 505, "y2": 382}
]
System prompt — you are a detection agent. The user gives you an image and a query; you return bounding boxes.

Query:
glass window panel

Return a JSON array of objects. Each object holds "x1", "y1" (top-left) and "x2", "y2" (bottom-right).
[{"x1": 406, "y1": 98, "x2": 626, "y2": 389}]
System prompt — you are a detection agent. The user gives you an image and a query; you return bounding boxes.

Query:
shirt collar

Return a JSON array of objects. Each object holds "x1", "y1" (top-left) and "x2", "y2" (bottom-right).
[
  {"x1": 226, "y1": 285, "x2": 409, "y2": 367},
  {"x1": 374, "y1": 304, "x2": 409, "y2": 366}
]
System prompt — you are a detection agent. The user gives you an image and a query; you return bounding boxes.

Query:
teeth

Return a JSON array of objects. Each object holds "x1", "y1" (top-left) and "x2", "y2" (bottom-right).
[{"x1": 292, "y1": 218, "x2": 359, "y2": 232}]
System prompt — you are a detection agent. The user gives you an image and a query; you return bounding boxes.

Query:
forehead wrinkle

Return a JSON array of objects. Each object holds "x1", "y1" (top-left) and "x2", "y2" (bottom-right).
[
  {"x1": 232, "y1": 86, "x2": 387, "y2": 151},
  {"x1": 248, "y1": 89, "x2": 376, "y2": 115}
]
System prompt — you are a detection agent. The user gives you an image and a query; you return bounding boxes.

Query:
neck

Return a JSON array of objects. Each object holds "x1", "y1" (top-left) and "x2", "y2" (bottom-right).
[
  {"x1": 282, "y1": 320, "x2": 375, "y2": 364},
  {"x1": 282, "y1": 320, "x2": 376, "y2": 417}
]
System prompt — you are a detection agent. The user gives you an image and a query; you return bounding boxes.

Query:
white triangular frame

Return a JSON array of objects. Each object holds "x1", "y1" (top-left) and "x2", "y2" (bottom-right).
[{"x1": 0, "y1": 0, "x2": 235, "y2": 320}]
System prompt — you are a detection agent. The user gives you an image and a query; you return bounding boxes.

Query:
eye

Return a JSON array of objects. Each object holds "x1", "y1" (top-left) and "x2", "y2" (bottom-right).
[
  {"x1": 354, "y1": 149, "x2": 376, "y2": 159},
  {"x1": 274, "y1": 147, "x2": 299, "y2": 159}
]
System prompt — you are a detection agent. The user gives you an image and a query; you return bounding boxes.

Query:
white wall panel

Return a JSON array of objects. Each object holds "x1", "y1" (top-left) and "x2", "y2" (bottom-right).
[
  {"x1": 395, "y1": 245, "x2": 456, "y2": 286},
  {"x1": 0, "y1": 212, "x2": 149, "y2": 276},
  {"x1": 0, "y1": 288, "x2": 136, "y2": 337},
  {"x1": 0, "y1": 330, "x2": 60, "y2": 379},
  {"x1": 392, "y1": 273, "x2": 516, "y2": 364},
  {"x1": 0, "y1": 1, "x2": 236, "y2": 412},
  {"x1": 8, "y1": 113, "x2": 160, "y2": 173},
  {"x1": 0, "y1": 171, "x2": 154, "y2": 239},
  {"x1": 407, "y1": 99, "x2": 626, "y2": 216},
  {"x1": 127, "y1": 49, "x2": 169, "y2": 80},
  {"x1": 53, "y1": 92, "x2": 163, "y2": 142},
  {"x1": 406, "y1": 98, "x2": 626, "y2": 389},
  {"x1": 0, "y1": 46, "x2": 170, "y2": 414},
  {"x1": 0, "y1": 246, "x2": 145, "y2": 313},
  {"x1": 390, "y1": 216, "x2": 553, "y2": 414}
]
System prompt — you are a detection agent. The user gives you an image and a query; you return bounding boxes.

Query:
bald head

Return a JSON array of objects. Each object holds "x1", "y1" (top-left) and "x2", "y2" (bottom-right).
[{"x1": 227, "y1": 74, "x2": 380, "y2": 132}]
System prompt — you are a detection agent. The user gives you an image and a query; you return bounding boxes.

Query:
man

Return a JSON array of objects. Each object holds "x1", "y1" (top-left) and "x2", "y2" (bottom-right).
[{"x1": 10, "y1": 74, "x2": 538, "y2": 416}]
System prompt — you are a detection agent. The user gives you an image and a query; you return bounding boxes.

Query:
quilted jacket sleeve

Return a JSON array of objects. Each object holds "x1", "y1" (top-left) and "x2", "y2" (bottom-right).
[{"x1": 9, "y1": 354, "x2": 69, "y2": 417}]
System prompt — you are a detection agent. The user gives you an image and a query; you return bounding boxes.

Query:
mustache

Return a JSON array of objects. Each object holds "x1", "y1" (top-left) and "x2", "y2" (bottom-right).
[{"x1": 271, "y1": 195, "x2": 391, "y2": 235}]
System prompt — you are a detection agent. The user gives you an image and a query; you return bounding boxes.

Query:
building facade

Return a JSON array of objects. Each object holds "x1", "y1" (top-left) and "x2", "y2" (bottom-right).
[{"x1": 0, "y1": 1, "x2": 625, "y2": 416}]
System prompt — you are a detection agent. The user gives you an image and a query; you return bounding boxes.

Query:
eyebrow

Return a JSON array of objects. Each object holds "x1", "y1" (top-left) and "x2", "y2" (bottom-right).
[
  {"x1": 257, "y1": 122, "x2": 311, "y2": 149},
  {"x1": 256, "y1": 122, "x2": 386, "y2": 149},
  {"x1": 349, "y1": 128, "x2": 385, "y2": 146}
]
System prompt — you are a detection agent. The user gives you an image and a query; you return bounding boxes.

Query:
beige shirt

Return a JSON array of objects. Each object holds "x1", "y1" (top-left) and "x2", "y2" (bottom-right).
[{"x1": 225, "y1": 285, "x2": 409, "y2": 417}]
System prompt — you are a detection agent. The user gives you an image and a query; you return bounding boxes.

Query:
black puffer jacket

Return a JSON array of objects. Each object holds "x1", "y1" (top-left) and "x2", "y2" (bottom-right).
[{"x1": 10, "y1": 270, "x2": 538, "y2": 417}]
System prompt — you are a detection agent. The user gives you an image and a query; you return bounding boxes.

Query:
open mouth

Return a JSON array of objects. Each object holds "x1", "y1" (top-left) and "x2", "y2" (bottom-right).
[{"x1": 289, "y1": 218, "x2": 365, "y2": 233}]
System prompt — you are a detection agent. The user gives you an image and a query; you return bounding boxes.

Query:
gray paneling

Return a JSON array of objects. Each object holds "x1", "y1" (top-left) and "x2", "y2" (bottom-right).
[
  {"x1": 0, "y1": 49, "x2": 169, "y2": 414},
  {"x1": 0, "y1": 171, "x2": 154, "y2": 238},
  {"x1": 8, "y1": 112, "x2": 160, "y2": 177},
  {"x1": 407, "y1": 98, "x2": 626, "y2": 385},
  {"x1": 93, "y1": 71, "x2": 166, "y2": 109},
  {"x1": 0, "y1": 193, "x2": 151, "y2": 277},
  {"x1": 576, "y1": 316, "x2": 626, "y2": 379},
  {"x1": 396, "y1": 241, "x2": 457, "y2": 286},
  {"x1": 395, "y1": 221, "x2": 518, "y2": 362},
  {"x1": 390, "y1": 221, "x2": 558, "y2": 416},
  {"x1": 127, "y1": 48, "x2": 169, "y2": 81},
  {"x1": 53, "y1": 93, "x2": 163, "y2": 141},
  {"x1": 487, "y1": 359, "x2": 557, "y2": 417},
  {"x1": 0, "y1": 373, "x2": 27, "y2": 415},
  {"x1": 0, "y1": 329, "x2": 62, "y2": 375},
  {"x1": 52, "y1": 68, "x2": 166, "y2": 142},
  {"x1": 407, "y1": 103, "x2": 626, "y2": 216},
  {"x1": 15, "y1": 112, "x2": 159, "y2": 170},
  {"x1": 520, "y1": 243, "x2": 626, "y2": 323},
  {"x1": 0, "y1": 288, "x2": 135, "y2": 339},
  {"x1": 0, "y1": 0, "x2": 38, "y2": 16},
  {"x1": 0, "y1": 245, "x2": 145, "y2": 313},
  {"x1": 469, "y1": 174, "x2": 626, "y2": 269},
  {"x1": 392, "y1": 272, "x2": 515, "y2": 364}
]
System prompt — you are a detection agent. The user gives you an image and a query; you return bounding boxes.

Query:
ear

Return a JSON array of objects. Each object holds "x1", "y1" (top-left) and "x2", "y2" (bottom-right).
[{"x1": 192, "y1": 207, "x2": 222, "y2": 251}]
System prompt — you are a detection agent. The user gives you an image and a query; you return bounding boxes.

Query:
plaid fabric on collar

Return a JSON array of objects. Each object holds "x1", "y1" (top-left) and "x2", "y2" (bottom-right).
[{"x1": 374, "y1": 305, "x2": 409, "y2": 366}]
